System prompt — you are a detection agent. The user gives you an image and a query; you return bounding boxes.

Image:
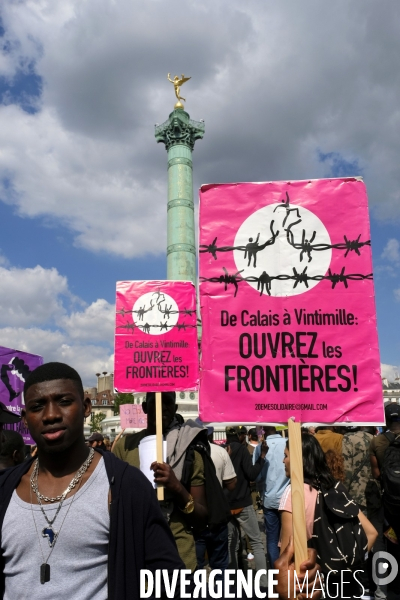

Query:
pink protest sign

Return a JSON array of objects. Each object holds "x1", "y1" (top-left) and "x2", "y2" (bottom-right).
[
  {"x1": 114, "y1": 281, "x2": 199, "y2": 393},
  {"x1": 119, "y1": 404, "x2": 147, "y2": 429},
  {"x1": 199, "y1": 178, "x2": 383, "y2": 424}
]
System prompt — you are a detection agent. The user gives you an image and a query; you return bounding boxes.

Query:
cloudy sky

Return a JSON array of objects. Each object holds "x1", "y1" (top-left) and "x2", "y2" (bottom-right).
[{"x1": 0, "y1": 0, "x2": 399, "y2": 386}]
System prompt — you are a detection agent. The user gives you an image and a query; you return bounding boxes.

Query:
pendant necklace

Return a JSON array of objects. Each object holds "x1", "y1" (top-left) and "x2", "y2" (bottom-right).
[{"x1": 30, "y1": 448, "x2": 95, "y2": 583}]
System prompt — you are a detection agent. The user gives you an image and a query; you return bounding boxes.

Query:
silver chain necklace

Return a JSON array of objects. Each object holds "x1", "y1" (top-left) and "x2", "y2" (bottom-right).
[
  {"x1": 29, "y1": 448, "x2": 95, "y2": 584},
  {"x1": 31, "y1": 447, "x2": 95, "y2": 503}
]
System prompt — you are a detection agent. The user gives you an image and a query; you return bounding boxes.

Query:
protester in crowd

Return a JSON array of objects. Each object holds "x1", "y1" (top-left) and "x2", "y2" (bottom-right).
[
  {"x1": 0, "y1": 430, "x2": 25, "y2": 471},
  {"x1": 245, "y1": 427, "x2": 261, "y2": 560},
  {"x1": 225, "y1": 426, "x2": 268, "y2": 589},
  {"x1": 324, "y1": 448, "x2": 345, "y2": 483},
  {"x1": 103, "y1": 436, "x2": 111, "y2": 451},
  {"x1": 314, "y1": 426, "x2": 343, "y2": 454},
  {"x1": 342, "y1": 426, "x2": 374, "y2": 513},
  {"x1": 237, "y1": 425, "x2": 248, "y2": 445},
  {"x1": 0, "y1": 362, "x2": 187, "y2": 600},
  {"x1": 110, "y1": 428, "x2": 125, "y2": 452},
  {"x1": 253, "y1": 425, "x2": 289, "y2": 569},
  {"x1": 369, "y1": 403, "x2": 400, "y2": 599},
  {"x1": 112, "y1": 391, "x2": 207, "y2": 571},
  {"x1": 87, "y1": 432, "x2": 107, "y2": 450},
  {"x1": 280, "y1": 432, "x2": 377, "y2": 600},
  {"x1": 194, "y1": 424, "x2": 236, "y2": 576},
  {"x1": 247, "y1": 428, "x2": 259, "y2": 456}
]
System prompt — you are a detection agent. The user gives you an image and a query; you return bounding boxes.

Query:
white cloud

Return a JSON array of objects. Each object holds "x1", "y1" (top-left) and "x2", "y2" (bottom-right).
[
  {"x1": 0, "y1": 264, "x2": 69, "y2": 326},
  {"x1": 394, "y1": 289, "x2": 400, "y2": 302},
  {"x1": 382, "y1": 239, "x2": 400, "y2": 265},
  {"x1": 381, "y1": 363, "x2": 400, "y2": 382},
  {"x1": 59, "y1": 299, "x2": 115, "y2": 342},
  {"x1": 0, "y1": 261, "x2": 114, "y2": 385},
  {"x1": 1, "y1": 0, "x2": 400, "y2": 260}
]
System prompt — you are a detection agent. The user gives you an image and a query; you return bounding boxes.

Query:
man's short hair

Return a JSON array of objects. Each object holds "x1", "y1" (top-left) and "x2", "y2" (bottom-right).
[
  {"x1": 248, "y1": 428, "x2": 258, "y2": 441},
  {"x1": 0, "y1": 430, "x2": 25, "y2": 457},
  {"x1": 145, "y1": 391, "x2": 176, "y2": 404},
  {"x1": 237, "y1": 425, "x2": 247, "y2": 435},
  {"x1": 24, "y1": 362, "x2": 84, "y2": 398}
]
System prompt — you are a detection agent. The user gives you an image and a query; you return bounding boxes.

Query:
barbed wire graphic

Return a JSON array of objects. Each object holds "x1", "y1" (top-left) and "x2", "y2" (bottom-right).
[
  {"x1": 200, "y1": 192, "x2": 370, "y2": 266},
  {"x1": 116, "y1": 307, "x2": 196, "y2": 318},
  {"x1": 116, "y1": 321, "x2": 197, "y2": 333},
  {"x1": 286, "y1": 224, "x2": 371, "y2": 263},
  {"x1": 199, "y1": 220, "x2": 279, "y2": 263},
  {"x1": 200, "y1": 266, "x2": 373, "y2": 297}
]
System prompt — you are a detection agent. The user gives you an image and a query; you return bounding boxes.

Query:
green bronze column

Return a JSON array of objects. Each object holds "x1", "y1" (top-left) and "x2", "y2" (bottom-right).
[{"x1": 155, "y1": 106, "x2": 204, "y2": 283}]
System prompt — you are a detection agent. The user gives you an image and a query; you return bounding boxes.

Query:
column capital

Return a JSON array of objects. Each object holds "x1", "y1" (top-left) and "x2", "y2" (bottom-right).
[{"x1": 155, "y1": 109, "x2": 205, "y2": 151}]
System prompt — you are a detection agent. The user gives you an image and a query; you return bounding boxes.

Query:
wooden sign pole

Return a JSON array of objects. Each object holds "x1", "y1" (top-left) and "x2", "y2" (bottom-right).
[
  {"x1": 287, "y1": 418, "x2": 308, "y2": 572},
  {"x1": 155, "y1": 392, "x2": 164, "y2": 501}
]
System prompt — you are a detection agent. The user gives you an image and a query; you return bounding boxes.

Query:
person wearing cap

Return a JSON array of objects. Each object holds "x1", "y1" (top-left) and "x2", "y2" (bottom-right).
[{"x1": 87, "y1": 432, "x2": 107, "y2": 450}]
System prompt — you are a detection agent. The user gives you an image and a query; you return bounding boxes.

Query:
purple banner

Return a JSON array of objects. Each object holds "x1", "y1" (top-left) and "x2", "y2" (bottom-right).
[{"x1": 0, "y1": 346, "x2": 43, "y2": 444}]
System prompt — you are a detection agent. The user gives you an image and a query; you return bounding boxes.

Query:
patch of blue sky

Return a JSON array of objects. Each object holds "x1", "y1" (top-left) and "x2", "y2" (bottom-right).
[
  {"x1": 0, "y1": 68, "x2": 42, "y2": 114},
  {"x1": 317, "y1": 150, "x2": 363, "y2": 179},
  {"x1": 0, "y1": 201, "x2": 166, "y2": 306}
]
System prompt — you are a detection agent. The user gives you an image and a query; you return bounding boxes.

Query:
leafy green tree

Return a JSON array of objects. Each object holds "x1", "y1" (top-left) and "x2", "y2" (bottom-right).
[
  {"x1": 113, "y1": 393, "x2": 135, "y2": 416},
  {"x1": 90, "y1": 412, "x2": 106, "y2": 433}
]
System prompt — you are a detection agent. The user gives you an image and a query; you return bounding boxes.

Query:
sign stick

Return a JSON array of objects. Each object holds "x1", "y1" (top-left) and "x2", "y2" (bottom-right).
[
  {"x1": 287, "y1": 418, "x2": 308, "y2": 571},
  {"x1": 155, "y1": 392, "x2": 164, "y2": 501}
]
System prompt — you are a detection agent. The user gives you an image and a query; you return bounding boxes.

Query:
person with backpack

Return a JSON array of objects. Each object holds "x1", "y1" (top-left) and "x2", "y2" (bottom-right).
[
  {"x1": 225, "y1": 426, "x2": 268, "y2": 590},
  {"x1": 369, "y1": 403, "x2": 400, "y2": 599},
  {"x1": 279, "y1": 432, "x2": 377, "y2": 599},
  {"x1": 194, "y1": 424, "x2": 237, "y2": 578},
  {"x1": 112, "y1": 391, "x2": 207, "y2": 571}
]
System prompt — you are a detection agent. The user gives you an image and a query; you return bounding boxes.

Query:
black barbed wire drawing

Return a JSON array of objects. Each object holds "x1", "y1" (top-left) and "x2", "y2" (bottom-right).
[
  {"x1": 142, "y1": 322, "x2": 151, "y2": 334},
  {"x1": 273, "y1": 191, "x2": 302, "y2": 229},
  {"x1": 200, "y1": 191, "x2": 372, "y2": 298},
  {"x1": 286, "y1": 222, "x2": 371, "y2": 263},
  {"x1": 117, "y1": 287, "x2": 196, "y2": 335},
  {"x1": 200, "y1": 220, "x2": 279, "y2": 261},
  {"x1": 135, "y1": 300, "x2": 155, "y2": 321},
  {"x1": 200, "y1": 266, "x2": 373, "y2": 297}
]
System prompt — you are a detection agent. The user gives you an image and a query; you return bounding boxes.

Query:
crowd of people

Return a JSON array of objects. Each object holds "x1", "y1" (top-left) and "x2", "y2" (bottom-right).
[{"x1": 0, "y1": 361, "x2": 398, "y2": 600}]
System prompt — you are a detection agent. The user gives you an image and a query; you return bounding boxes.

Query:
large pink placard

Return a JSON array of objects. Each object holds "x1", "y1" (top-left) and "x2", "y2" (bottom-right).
[
  {"x1": 114, "y1": 281, "x2": 199, "y2": 393},
  {"x1": 199, "y1": 178, "x2": 383, "y2": 424}
]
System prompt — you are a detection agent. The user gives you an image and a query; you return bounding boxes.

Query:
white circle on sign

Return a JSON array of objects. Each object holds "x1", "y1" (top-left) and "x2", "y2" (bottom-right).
[
  {"x1": 233, "y1": 201, "x2": 332, "y2": 296},
  {"x1": 132, "y1": 291, "x2": 179, "y2": 335}
]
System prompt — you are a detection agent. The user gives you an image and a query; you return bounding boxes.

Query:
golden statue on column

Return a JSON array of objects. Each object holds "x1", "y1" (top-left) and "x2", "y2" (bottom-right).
[{"x1": 167, "y1": 73, "x2": 191, "y2": 109}]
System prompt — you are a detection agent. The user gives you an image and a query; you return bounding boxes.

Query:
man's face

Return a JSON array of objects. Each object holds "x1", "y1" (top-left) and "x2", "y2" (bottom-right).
[
  {"x1": 143, "y1": 395, "x2": 177, "y2": 432},
  {"x1": 23, "y1": 379, "x2": 91, "y2": 454}
]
